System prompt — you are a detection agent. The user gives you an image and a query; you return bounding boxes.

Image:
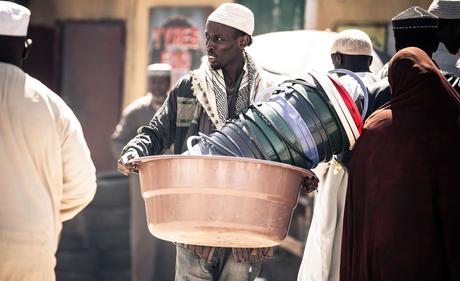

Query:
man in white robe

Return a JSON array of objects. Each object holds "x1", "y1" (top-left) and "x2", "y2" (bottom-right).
[
  {"x1": 0, "y1": 2, "x2": 97, "y2": 280},
  {"x1": 298, "y1": 29, "x2": 379, "y2": 281}
]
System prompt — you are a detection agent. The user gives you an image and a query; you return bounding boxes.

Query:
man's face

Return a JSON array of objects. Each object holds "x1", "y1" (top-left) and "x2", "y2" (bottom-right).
[
  {"x1": 148, "y1": 75, "x2": 171, "y2": 99},
  {"x1": 438, "y1": 20, "x2": 460, "y2": 55},
  {"x1": 205, "y1": 21, "x2": 244, "y2": 70}
]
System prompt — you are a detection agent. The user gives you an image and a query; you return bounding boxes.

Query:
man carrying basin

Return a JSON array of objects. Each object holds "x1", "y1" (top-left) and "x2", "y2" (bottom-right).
[{"x1": 117, "y1": 3, "x2": 274, "y2": 280}]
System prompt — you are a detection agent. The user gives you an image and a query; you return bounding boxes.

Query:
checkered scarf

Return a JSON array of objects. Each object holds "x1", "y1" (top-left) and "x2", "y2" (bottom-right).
[{"x1": 191, "y1": 52, "x2": 262, "y2": 129}]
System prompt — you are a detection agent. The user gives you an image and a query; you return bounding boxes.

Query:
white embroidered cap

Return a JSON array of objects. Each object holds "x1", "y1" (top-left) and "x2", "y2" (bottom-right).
[
  {"x1": 428, "y1": 0, "x2": 460, "y2": 19},
  {"x1": 147, "y1": 63, "x2": 172, "y2": 77},
  {"x1": 207, "y1": 3, "x2": 254, "y2": 35},
  {"x1": 330, "y1": 29, "x2": 373, "y2": 56},
  {"x1": 0, "y1": 1, "x2": 30, "y2": 37}
]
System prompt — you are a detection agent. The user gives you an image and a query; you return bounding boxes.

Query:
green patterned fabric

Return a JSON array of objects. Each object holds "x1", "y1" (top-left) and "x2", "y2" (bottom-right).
[{"x1": 176, "y1": 97, "x2": 199, "y2": 127}]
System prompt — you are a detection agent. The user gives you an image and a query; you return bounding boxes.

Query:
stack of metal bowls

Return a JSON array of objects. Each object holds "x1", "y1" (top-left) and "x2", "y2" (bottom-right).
[{"x1": 187, "y1": 71, "x2": 365, "y2": 170}]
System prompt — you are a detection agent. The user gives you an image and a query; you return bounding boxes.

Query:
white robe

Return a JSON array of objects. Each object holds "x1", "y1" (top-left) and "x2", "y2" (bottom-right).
[
  {"x1": 0, "y1": 63, "x2": 97, "y2": 280},
  {"x1": 297, "y1": 72, "x2": 378, "y2": 281}
]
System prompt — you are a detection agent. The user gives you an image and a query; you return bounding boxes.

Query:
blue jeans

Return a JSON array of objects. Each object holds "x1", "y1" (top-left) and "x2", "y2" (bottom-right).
[{"x1": 175, "y1": 246, "x2": 261, "y2": 281}]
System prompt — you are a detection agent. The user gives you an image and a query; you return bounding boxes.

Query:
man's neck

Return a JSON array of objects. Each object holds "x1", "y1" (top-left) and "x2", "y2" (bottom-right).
[
  {"x1": 222, "y1": 55, "x2": 245, "y2": 90},
  {"x1": 0, "y1": 57, "x2": 22, "y2": 68},
  {"x1": 340, "y1": 63, "x2": 371, "y2": 73}
]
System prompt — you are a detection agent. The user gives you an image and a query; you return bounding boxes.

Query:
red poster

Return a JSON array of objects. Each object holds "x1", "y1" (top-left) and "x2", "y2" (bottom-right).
[{"x1": 149, "y1": 8, "x2": 212, "y2": 83}]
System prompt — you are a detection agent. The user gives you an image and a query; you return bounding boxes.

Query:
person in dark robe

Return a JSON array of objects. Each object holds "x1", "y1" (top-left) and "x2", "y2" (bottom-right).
[{"x1": 340, "y1": 47, "x2": 460, "y2": 281}]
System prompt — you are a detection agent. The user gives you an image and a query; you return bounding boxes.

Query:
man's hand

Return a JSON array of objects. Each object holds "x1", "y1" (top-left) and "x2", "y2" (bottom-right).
[
  {"x1": 301, "y1": 175, "x2": 319, "y2": 193},
  {"x1": 117, "y1": 150, "x2": 139, "y2": 176}
]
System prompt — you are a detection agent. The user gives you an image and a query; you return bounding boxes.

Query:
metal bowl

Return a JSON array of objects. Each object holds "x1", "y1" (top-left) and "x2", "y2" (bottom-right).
[
  {"x1": 240, "y1": 111, "x2": 280, "y2": 162},
  {"x1": 131, "y1": 155, "x2": 315, "y2": 248},
  {"x1": 260, "y1": 102, "x2": 311, "y2": 169}
]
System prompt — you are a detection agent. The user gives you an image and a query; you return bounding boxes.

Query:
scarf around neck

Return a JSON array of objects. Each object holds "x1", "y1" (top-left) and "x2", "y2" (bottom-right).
[{"x1": 191, "y1": 52, "x2": 262, "y2": 129}]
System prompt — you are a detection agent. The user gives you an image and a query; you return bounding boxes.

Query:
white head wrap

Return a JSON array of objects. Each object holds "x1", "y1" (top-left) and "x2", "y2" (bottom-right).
[
  {"x1": 0, "y1": 1, "x2": 30, "y2": 37},
  {"x1": 331, "y1": 29, "x2": 373, "y2": 56},
  {"x1": 429, "y1": 0, "x2": 460, "y2": 19},
  {"x1": 207, "y1": 3, "x2": 254, "y2": 35},
  {"x1": 147, "y1": 63, "x2": 172, "y2": 77}
]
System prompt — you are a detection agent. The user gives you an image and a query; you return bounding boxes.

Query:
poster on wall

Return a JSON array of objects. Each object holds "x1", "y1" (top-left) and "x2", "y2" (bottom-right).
[{"x1": 149, "y1": 6, "x2": 213, "y2": 83}]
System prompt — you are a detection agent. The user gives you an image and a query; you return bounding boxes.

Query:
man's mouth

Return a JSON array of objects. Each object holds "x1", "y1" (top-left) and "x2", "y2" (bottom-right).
[{"x1": 208, "y1": 55, "x2": 216, "y2": 63}]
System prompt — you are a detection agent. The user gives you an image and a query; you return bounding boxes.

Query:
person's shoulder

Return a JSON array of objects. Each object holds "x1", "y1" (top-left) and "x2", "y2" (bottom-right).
[
  {"x1": 26, "y1": 74, "x2": 54, "y2": 94},
  {"x1": 365, "y1": 77, "x2": 391, "y2": 118},
  {"x1": 25, "y1": 74, "x2": 64, "y2": 104},
  {"x1": 123, "y1": 94, "x2": 153, "y2": 113},
  {"x1": 25, "y1": 74, "x2": 79, "y2": 120},
  {"x1": 365, "y1": 106, "x2": 392, "y2": 126},
  {"x1": 360, "y1": 72, "x2": 379, "y2": 85},
  {"x1": 174, "y1": 74, "x2": 193, "y2": 86},
  {"x1": 368, "y1": 77, "x2": 390, "y2": 95},
  {"x1": 376, "y1": 63, "x2": 389, "y2": 79},
  {"x1": 172, "y1": 74, "x2": 194, "y2": 97}
]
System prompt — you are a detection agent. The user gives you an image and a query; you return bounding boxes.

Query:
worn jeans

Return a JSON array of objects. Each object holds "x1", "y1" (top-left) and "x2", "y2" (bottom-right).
[{"x1": 175, "y1": 245, "x2": 261, "y2": 281}]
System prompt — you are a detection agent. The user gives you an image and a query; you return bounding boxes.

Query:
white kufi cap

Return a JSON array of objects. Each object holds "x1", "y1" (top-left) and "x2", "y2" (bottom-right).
[
  {"x1": 428, "y1": 0, "x2": 460, "y2": 19},
  {"x1": 207, "y1": 3, "x2": 254, "y2": 35},
  {"x1": 0, "y1": 1, "x2": 30, "y2": 37},
  {"x1": 147, "y1": 63, "x2": 172, "y2": 77},
  {"x1": 331, "y1": 29, "x2": 373, "y2": 56}
]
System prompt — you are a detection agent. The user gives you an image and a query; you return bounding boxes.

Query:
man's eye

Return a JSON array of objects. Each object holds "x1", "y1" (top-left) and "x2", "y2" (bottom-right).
[{"x1": 216, "y1": 37, "x2": 223, "y2": 41}]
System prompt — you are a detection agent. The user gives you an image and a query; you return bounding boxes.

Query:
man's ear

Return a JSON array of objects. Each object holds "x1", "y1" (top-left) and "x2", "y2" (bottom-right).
[
  {"x1": 22, "y1": 38, "x2": 32, "y2": 60},
  {"x1": 331, "y1": 52, "x2": 341, "y2": 67},
  {"x1": 239, "y1": 35, "x2": 249, "y2": 49}
]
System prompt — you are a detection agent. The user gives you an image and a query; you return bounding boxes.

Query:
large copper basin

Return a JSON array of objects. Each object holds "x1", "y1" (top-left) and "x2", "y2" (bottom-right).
[{"x1": 131, "y1": 155, "x2": 314, "y2": 248}]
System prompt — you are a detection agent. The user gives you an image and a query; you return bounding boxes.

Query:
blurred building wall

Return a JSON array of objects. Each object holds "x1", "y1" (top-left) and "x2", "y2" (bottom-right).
[
  {"x1": 27, "y1": 0, "x2": 436, "y2": 107},
  {"x1": 29, "y1": 0, "x2": 227, "y2": 108},
  {"x1": 312, "y1": 0, "x2": 433, "y2": 30},
  {"x1": 308, "y1": 0, "x2": 434, "y2": 60}
]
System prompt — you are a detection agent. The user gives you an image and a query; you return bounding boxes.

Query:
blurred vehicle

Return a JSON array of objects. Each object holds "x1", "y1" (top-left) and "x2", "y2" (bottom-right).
[{"x1": 247, "y1": 30, "x2": 384, "y2": 80}]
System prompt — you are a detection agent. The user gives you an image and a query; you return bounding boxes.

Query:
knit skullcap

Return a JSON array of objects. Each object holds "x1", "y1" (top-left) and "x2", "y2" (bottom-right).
[
  {"x1": 331, "y1": 29, "x2": 373, "y2": 56},
  {"x1": 207, "y1": 3, "x2": 254, "y2": 35}
]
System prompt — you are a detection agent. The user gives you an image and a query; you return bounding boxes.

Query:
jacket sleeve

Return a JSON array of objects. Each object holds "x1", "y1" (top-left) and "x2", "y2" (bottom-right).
[
  {"x1": 121, "y1": 79, "x2": 182, "y2": 157},
  {"x1": 59, "y1": 102, "x2": 97, "y2": 222}
]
